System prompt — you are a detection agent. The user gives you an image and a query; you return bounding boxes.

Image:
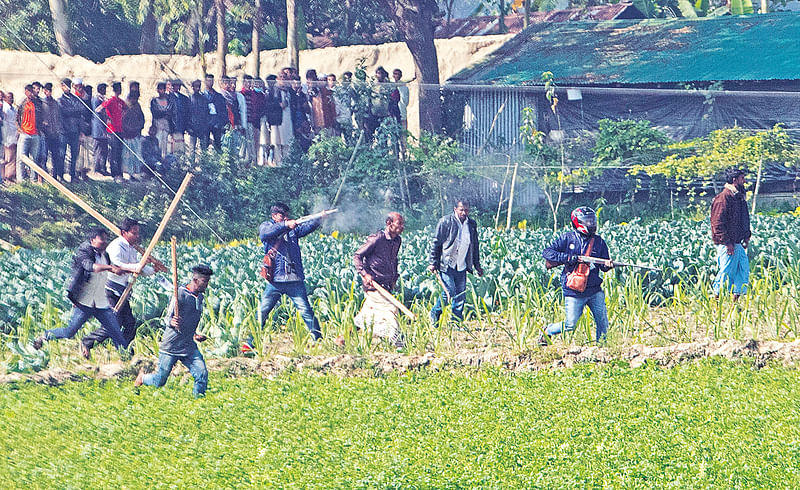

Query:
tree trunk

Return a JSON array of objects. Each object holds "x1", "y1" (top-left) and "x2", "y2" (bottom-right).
[
  {"x1": 215, "y1": 0, "x2": 227, "y2": 78},
  {"x1": 379, "y1": 0, "x2": 441, "y2": 133},
  {"x1": 48, "y1": 0, "x2": 74, "y2": 55},
  {"x1": 286, "y1": 0, "x2": 299, "y2": 70},
  {"x1": 139, "y1": 0, "x2": 157, "y2": 54},
  {"x1": 250, "y1": 0, "x2": 262, "y2": 76},
  {"x1": 523, "y1": 0, "x2": 530, "y2": 28},
  {"x1": 498, "y1": 0, "x2": 506, "y2": 34}
]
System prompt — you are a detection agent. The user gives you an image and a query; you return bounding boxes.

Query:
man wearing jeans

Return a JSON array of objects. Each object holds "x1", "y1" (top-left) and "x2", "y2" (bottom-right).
[
  {"x1": 539, "y1": 207, "x2": 614, "y2": 345},
  {"x1": 256, "y1": 203, "x2": 324, "y2": 343},
  {"x1": 428, "y1": 199, "x2": 483, "y2": 326},
  {"x1": 34, "y1": 228, "x2": 126, "y2": 352},
  {"x1": 15, "y1": 84, "x2": 42, "y2": 182},
  {"x1": 136, "y1": 264, "x2": 213, "y2": 398},
  {"x1": 710, "y1": 167, "x2": 751, "y2": 300}
]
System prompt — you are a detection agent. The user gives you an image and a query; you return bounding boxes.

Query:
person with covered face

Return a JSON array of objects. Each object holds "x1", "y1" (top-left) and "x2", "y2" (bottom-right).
[
  {"x1": 539, "y1": 206, "x2": 614, "y2": 345},
  {"x1": 710, "y1": 167, "x2": 751, "y2": 300}
]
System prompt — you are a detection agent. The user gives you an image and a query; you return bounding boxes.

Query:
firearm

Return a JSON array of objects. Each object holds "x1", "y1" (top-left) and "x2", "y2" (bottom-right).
[
  {"x1": 295, "y1": 208, "x2": 339, "y2": 224},
  {"x1": 545, "y1": 256, "x2": 660, "y2": 271}
]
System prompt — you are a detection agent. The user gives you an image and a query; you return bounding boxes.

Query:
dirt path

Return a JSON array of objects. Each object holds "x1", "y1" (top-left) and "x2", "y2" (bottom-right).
[{"x1": 3, "y1": 338, "x2": 799, "y2": 386}]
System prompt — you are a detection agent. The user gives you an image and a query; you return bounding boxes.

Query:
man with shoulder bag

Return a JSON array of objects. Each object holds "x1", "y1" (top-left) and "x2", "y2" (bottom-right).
[{"x1": 540, "y1": 207, "x2": 614, "y2": 345}]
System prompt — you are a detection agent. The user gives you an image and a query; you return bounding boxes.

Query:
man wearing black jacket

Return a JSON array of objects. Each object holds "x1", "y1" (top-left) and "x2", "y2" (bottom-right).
[
  {"x1": 187, "y1": 79, "x2": 210, "y2": 157},
  {"x1": 428, "y1": 199, "x2": 483, "y2": 326},
  {"x1": 33, "y1": 228, "x2": 126, "y2": 352}
]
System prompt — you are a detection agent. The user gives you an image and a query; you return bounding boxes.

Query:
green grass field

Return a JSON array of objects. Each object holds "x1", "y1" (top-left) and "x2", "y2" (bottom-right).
[{"x1": 2, "y1": 360, "x2": 799, "y2": 488}]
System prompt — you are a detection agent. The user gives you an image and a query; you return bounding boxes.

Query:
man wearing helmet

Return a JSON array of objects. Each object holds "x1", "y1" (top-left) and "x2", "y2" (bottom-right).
[{"x1": 539, "y1": 207, "x2": 614, "y2": 345}]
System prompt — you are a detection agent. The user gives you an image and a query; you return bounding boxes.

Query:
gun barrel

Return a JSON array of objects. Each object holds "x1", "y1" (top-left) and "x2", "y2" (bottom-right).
[
  {"x1": 578, "y1": 255, "x2": 659, "y2": 271},
  {"x1": 296, "y1": 208, "x2": 339, "y2": 223}
]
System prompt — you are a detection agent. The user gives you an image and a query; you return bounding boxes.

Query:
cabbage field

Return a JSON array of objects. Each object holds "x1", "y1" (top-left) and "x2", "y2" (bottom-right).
[{"x1": 2, "y1": 215, "x2": 800, "y2": 365}]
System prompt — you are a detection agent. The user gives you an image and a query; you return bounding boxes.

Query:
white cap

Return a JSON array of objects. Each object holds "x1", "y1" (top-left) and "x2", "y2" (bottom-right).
[{"x1": 73, "y1": 77, "x2": 84, "y2": 85}]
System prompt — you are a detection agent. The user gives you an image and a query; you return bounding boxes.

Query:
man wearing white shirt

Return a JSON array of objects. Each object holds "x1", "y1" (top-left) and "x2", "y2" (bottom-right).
[
  {"x1": 34, "y1": 229, "x2": 126, "y2": 352},
  {"x1": 428, "y1": 199, "x2": 484, "y2": 326},
  {"x1": 81, "y1": 218, "x2": 167, "y2": 358}
]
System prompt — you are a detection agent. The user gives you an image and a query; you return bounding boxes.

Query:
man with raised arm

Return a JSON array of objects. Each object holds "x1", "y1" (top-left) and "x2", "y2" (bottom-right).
[
  {"x1": 256, "y1": 203, "x2": 324, "y2": 343},
  {"x1": 352, "y1": 212, "x2": 406, "y2": 347},
  {"x1": 80, "y1": 218, "x2": 167, "y2": 358},
  {"x1": 136, "y1": 264, "x2": 213, "y2": 398}
]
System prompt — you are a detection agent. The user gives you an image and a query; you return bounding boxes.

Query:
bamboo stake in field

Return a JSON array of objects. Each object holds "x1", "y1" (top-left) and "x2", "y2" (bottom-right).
[
  {"x1": 171, "y1": 236, "x2": 179, "y2": 321},
  {"x1": 433, "y1": 270, "x2": 452, "y2": 303},
  {"x1": 372, "y1": 282, "x2": 417, "y2": 320},
  {"x1": 114, "y1": 173, "x2": 193, "y2": 311}
]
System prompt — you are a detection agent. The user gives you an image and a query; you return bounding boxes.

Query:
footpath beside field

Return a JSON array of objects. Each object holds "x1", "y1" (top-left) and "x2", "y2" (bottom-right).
[{"x1": 4, "y1": 338, "x2": 800, "y2": 386}]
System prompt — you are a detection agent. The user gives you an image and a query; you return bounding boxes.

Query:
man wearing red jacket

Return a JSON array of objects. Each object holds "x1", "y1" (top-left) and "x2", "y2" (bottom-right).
[
  {"x1": 98, "y1": 82, "x2": 127, "y2": 180},
  {"x1": 710, "y1": 168, "x2": 751, "y2": 300}
]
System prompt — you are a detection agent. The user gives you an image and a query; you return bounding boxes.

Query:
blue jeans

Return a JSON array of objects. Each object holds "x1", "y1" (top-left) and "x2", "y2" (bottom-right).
[
  {"x1": 431, "y1": 266, "x2": 467, "y2": 324},
  {"x1": 142, "y1": 349, "x2": 208, "y2": 397},
  {"x1": 713, "y1": 244, "x2": 749, "y2": 295},
  {"x1": 259, "y1": 280, "x2": 321, "y2": 340},
  {"x1": 45, "y1": 304, "x2": 125, "y2": 349},
  {"x1": 545, "y1": 290, "x2": 609, "y2": 342},
  {"x1": 15, "y1": 133, "x2": 39, "y2": 181}
]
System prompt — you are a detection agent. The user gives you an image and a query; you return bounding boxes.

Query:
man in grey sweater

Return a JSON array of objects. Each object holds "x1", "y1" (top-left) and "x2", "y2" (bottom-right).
[{"x1": 136, "y1": 264, "x2": 213, "y2": 397}]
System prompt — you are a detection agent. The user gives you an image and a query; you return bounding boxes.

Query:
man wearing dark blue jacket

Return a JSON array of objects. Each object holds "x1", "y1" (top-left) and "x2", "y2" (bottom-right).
[
  {"x1": 428, "y1": 199, "x2": 483, "y2": 325},
  {"x1": 257, "y1": 203, "x2": 323, "y2": 341},
  {"x1": 540, "y1": 207, "x2": 614, "y2": 345}
]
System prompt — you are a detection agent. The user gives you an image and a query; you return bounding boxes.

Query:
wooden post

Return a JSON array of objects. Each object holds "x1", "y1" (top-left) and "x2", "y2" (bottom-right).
[
  {"x1": 115, "y1": 173, "x2": 193, "y2": 311},
  {"x1": 171, "y1": 236, "x2": 179, "y2": 320},
  {"x1": 505, "y1": 161, "x2": 519, "y2": 230},
  {"x1": 372, "y1": 282, "x2": 417, "y2": 320}
]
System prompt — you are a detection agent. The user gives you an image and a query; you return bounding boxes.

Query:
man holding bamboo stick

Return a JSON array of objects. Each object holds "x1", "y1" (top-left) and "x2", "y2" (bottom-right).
[
  {"x1": 352, "y1": 212, "x2": 406, "y2": 347},
  {"x1": 135, "y1": 264, "x2": 213, "y2": 398},
  {"x1": 80, "y1": 218, "x2": 167, "y2": 358}
]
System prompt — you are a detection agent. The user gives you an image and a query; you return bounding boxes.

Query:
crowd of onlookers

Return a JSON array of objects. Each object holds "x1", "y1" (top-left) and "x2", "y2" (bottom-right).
[{"x1": 0, "y1": 65, "x2": 410, "y2": 185}]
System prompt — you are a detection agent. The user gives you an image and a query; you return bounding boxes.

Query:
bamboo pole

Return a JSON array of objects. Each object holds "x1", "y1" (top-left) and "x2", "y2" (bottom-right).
[
  {"x1": 372, "y1": 282, "x2": 417, "y2": 320},
  {"x1": 21, "y1": 155, "x2": 162, "y2": 264},
  {"x1": 22, "y1": 155, "x2": 122, "y2": 235},
  {"x1": 171, "y1": 236, "x2": 179, "y2": 321},
  {"x1": 434, "y1": 270, "x2": 452, "y2": 303},
  {"x1": 505, "y1": 161, "x2": 519, "y2": 230},
  {"x1": 114, "y1": 173, "x2": 193, "y2": 311}
]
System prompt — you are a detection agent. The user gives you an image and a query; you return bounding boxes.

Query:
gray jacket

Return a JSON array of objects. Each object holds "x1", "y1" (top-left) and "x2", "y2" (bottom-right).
[{"x1": 428, "y1": 214, "x2": 482, "y2": 273}]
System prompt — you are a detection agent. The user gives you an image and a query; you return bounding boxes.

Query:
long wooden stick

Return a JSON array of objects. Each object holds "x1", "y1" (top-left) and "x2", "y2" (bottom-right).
[
  {"x1": 114, "y1": 173, "x2": 193, "y2": 311},
  {"x1": 171, "y1": 236, "x2": 179, "y2": 320},
  {"x1": 372, "y1": 282, "x2": 417, "y2": 320},
  {"x1": 434, "y1": 270, "x2": 452, "y2": 303},
  {"x1": 21, "y1": 155, "x2": 161, "y2": 264},
  {"x1": 22, "y1": 155, "x2": 122, "y2": 235}
]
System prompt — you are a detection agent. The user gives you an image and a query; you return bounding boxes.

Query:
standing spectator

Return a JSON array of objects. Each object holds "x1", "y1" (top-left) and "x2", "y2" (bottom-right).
[
  {"x1": 121, "y1": 86, "x2": 145, "y2": 178},
  {"x1": 170, "y1": 80, "x2": 190, "y2": 156},
  {"x1": 242, "y1": 75, "x2": 264, "y2": 166},
  {"x1": 268, "y1": 73, "x2": 292, "y2": 165},
  {"x1": 710, "y1": 168, "x2": 752, "y2": 300},
  {"x1": 2, "y1": 92, "x2": 18, "y2": 183},
  {"x1": 309, "y1": 72, "x2": 335, "y2": 136},
  {"x1": 330, "y1": 74, "x2": 352, "y2": 137},
  {"x1": 305, "y1": 69, "x2": 321, "y2": 132},
  {"x1": 391, "y1": 69, "x2": 409, "y2": 129},
  {"x1": 289, "y1": 75, "x2": 311, "y2": 151},
  {"x1": 41, "y1": 83, "x2": 65, "y2": 181},
  {"x1": 220, "y1": 76, "x2": 241, "y2": 130},
  {"x1": 73, "y1": 79, "x2": 92, "y2": 180},
  {"x1": 59, "y1": 79, "x2": 83, "y2": 182},
  {"x1": 150, "y1": 82, "x2": 174, "y2": 158},
  {"x1": 91, "y1": 83, "x2": 110, "y2": 176},
  {"x1": 100, "y1": 82, "x2": 127, "y2": 180},
  {"x1": 255, "y1": 78, "x2": 270, "y2": 166},
  {"x1": 187, "y1": 79, "x2": 210, "y2": 159},
  {"x1": 203, "y1": 74, "x2": 227, "y2": 150},
  {"x1": 31, "y1": 82, "x2": 46, "y2": 172},
  {"x1": 15, "y1": 84, "x2": 42, "y2": 182},
  {"x1": 366, "y1": 67, "x2": 391, "y2": 137}
]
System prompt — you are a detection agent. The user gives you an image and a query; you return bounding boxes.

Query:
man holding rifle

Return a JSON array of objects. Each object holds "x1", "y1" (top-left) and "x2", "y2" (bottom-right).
[
  {"x1": 353, "y1": 212, "x2": 406, "y2": 347},
  {"x1": 255, "y1": 203, "x2": 326, "y2": 343},
  {"x1": 80, "y1": 218, "x2": 168, "y2": 359},
  {"x1": 539, "y1": 207, "x2": 614, "y2": 346},
  {"x1": 428, "y1": 199, "x2": 483, "y2": 326}
]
